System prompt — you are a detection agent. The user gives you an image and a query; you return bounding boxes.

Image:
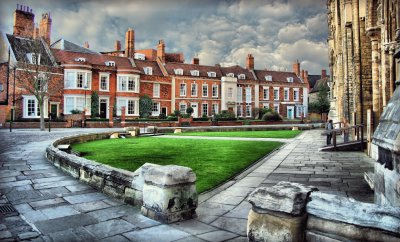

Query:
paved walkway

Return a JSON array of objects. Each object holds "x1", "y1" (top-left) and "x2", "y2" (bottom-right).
[{"x1": 0, "y1": 128, "x2": 374, "y2": 241}]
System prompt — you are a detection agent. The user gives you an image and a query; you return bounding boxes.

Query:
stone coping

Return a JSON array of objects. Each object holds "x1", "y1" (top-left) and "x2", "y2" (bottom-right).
[{"x1": 45, "y1": 131, "x2": 144, "y2": 205}]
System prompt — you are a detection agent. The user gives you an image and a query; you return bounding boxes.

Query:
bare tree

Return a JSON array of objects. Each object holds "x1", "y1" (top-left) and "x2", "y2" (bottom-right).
[{"x1": 12, "y1": 37, "x2": 62, "y2": 131}]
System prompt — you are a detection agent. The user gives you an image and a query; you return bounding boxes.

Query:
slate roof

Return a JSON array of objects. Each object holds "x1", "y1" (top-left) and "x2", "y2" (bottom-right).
[
  {"x1": 134, "y1": 59, "x2": 164, "y2": 76},
  {"x1": 220, "y1": 65, "x2": 256, "y2": 81},
  {"x1": 51, "y1": 39, "x2": 98, "y2": 55},
  {"x1": 164, "y1": 62, "x2": 223, "y2": 79},
  {"x1": 372, "y1": 86, "x2": 400, "y2": 153},
  {"x1": 308, "y1": 74, "x2": 321, "y2": 89},
  {"x1": 310, "y1": 77, "x2": 329, "y2": 93},
  {"x1": 6, "y1": 34, "x2": 55, "y2": 66},
  {"x1": 254, "y1": 70, "x2": 304, "y2": 85},
  {"x1": 52, "y1": 49, "x2": 138, "y2": 70}
]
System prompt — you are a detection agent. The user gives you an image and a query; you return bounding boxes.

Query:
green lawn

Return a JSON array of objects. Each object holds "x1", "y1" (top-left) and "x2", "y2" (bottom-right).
[
  {"x1": 72, "y1": 137, "x2": 282, "y2": 193},
  {"x1": 169, "y1": 130, "x2": 302, "y2": 139}
]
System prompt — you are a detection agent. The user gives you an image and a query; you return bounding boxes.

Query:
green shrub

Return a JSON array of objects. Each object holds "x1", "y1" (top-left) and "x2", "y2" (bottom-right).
[
  {"x1": 139, "y1": 95, "x2": 153, "y2": 118},
  {"x1": 70, "y1": 109, "x2": 82, "y2": 114},
  {"x1": 186, "y1": 106, "x2": 194, "y2": 115},
  {"x1": 90, "y1": 91, "x2": 99, "y2": 118},
  {"x1": 259, "y1": 108, "x2": 272, "y2": 117},
  {"x1": 159, "y1": 113, "x2": 166, "y2": 119},
  {"x1": 262, "y1": 111, "x2": 282, "y2": 121}
]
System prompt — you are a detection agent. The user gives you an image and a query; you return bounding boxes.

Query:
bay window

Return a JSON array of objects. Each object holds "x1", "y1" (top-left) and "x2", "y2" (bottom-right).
[
  {"x1": 64, "y1": 70, "x2": 92, "y2": 89},
  {"x1": 117, "y1": 74, "x2": 139, "y2": 92}
]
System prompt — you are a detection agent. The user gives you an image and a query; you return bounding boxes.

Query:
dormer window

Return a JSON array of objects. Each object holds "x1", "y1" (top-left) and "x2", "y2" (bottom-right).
[
  {"x1": 105, "y1": 61, "x2": 116, "y2": 67},
  {"x1": 265, "y1": 75, "x2": 272, "y2": 81},
  {"x1": 208, "y1": 72, "x2": 216, "y2": 78},
  {"x1": 227, "y1": 73, "x2": 234, "y2": 77},
  {"x1": 174, "y1": 69, "x2": 183, "y2": 75},
  {"x1": 144, "y1": 67, "x2": 153, "y2": 75},
  {"x1": 74, "y1": 57, "x2": 86, "y2": 62},
  {"x1": 27, "y1": 53, "x2": 41, "y2": 65},
  {"x1": 190, "y1": 70, "x2": 199, "y2": 76},
  {"x1": 238, "y1": 74, "x2": 246, "y2": 80},
  {"x1": 134, "y1": 53, "x2": 145, "y2": 60},
  {"x1": 287, "y1": 77, "x2": 294, "y2": 83}
]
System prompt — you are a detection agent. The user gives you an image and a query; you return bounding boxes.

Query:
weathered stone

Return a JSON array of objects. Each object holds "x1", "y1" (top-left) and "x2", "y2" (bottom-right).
[
  {"x1": 307, "y1": 215, "x2": 400, "y2": 242},
  {"x1": 143, "y1": 165, "x2": 196, "y2": 187},
  {"x1": 248, "y1": 182, "x2": 318, "y2": 216},
  {"x1": 174, "y1": 128, "x2": 182, "y2": 133},
  {"x1": 247, "y1": 209, "x2": 306, "y2": 242},
  {"x1": 110, "y1": 133, "x2": 119, "y2": 139},
  {"x1": 124, "y1": 126, "x2": 140, "y2": 136},
  {"x1": 141, "y1": 165, "x2": 197, "y2": 223},
  {"x1": 307, "y1": 192, "x2": 400, "y2": 234}
]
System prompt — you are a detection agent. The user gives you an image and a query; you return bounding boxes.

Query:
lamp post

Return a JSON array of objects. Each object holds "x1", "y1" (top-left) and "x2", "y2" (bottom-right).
[{"x1": 84, "y1": 84, "x2": 87, "y2": 128}]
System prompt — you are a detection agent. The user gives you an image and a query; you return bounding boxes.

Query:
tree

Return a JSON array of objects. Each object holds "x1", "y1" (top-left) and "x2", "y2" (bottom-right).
[
  {"x1": 309, "y1": 86, "x2": 330, "y2": 114},
  {"x1": 139, "y1": 95, "x2": 153, "y2": 118},
  {"x1": 90, "y1": 91, "x2": 99, "y2": 118},
  {"x1": 12, "y1": 38, "x2": 62, "y2": 131},
  {"x1": 186, "y1": 106, "x2": 194, "y2": 116}
]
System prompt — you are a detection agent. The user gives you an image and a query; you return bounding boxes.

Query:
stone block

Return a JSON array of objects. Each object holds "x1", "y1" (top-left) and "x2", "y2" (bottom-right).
[
  {"x1": 247, "y1": 209, "x2": 307, "y2": 242},
  {"x1": 248, "y1": 181, "x2": 318, "y2": 216},
  {"x1": 89, "y1": 174, "x2": 105, "y2": 189},
  {"x1": 124, "y1": 187, "x2": 141, "y2": 205},
  {"x1": 141, "y1": 165, "x2": 197, "y2": 223},
  {"x1": 307, "y1": 215, "x2": 400, "y2": 242},
  {"x1": 124, "y1": 126, "x2": 140, "y2": 136},
  {"x1": 110, "y1": 133, "x2": 119, "y2": 139},
  {"x1": 292, "y1": 126, "x2": 299, "y2": 131},
  {"x1": 174, "y1": 128, "x2": 182, "y2": 133},
  {"x1": 307, "y1": 192, "x2": 400, "y2": 234}
]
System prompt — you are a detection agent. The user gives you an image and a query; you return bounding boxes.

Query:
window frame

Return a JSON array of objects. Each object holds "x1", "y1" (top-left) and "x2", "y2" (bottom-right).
[
  {"x1": 265, "y1": 75, "x2": 272, "y2": 81},
  {"x1": 202, "y1": 103, "x2": 208, "y2": 116},
  {"x1": 212, "y1": 84, "x2": 218, "y2": 98},
  {"x1": 212, "y1": 103, "x2": 219, "y2": 115},
  {"x1": 238, "y1": 74, "x2": 246, "y2": 80},
  {"x1": 99, "y1": 73, "x2": 110, "y2": 91},
  {"x1": 237, "y1": 86, "x2": 242, "y2": 102},
  {"x1": 180, "y1": 83, "x2": 187, "y2": 96},
  {"x1": 117, "y1": 74, "x2": 139, "y2": 93},
  {"x1": 273, "y1": 87, "x2": 280, "y2": 100},
  {"x1": 153, "y1": 83, "x2": 160, "y2": 98},
  {"x1": 174, "y1": 69, "x2": 183, "y2": 75},
  {"x1": 293, "y1": 88, "x2": 300, "y2": 101},
  {"x1": 152, "y1": 102, "x2": 160, "y2": 116},
  {"x1": 190, "y1": 70, "x2": 199, "y2": 76},
  {"x1": 64, "y1": 70, "x2": 92, "y2": 90},
  {"x1": 263, "y1": 86, "x2": 269, "y2": 100},
  {"x1": 284, "y1": 88, "x2": 289, "y2": 101},
  {"x1": 202, "y1": 84, "x2": 208, "y2": 97},
  {"x1": 144, "y1": 67, "x2": 153, "y2": 75},
  {"x1": 116, "y1": 97, "x2": 139, "y2": 116},
  {"x1": 63, "y1": 95, "x2": 91, "y2": 115},
  {"x1": 191, "y1": 83, "x2": 198, "y2": 97},
  {"x1": 208, "y1": 72, "x2": 216, "y2": 78}
]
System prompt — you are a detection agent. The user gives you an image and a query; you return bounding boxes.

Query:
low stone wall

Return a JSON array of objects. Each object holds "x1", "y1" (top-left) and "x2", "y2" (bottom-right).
[
  {"x1": 247, "y1": 182, "x2": 400, "y2": 242},
  {"x1": 158, "y1": 124, "x2": 314, "y2": 134},
  {"x1": 46, "y1": 131, "x2": 145, "y2": 205},
  {"x1": 45, "y1": 131, "x2": 198, "y2": 223},
  {"x1": 3, "y1": 121, "x2": 68, "y2": 129}
]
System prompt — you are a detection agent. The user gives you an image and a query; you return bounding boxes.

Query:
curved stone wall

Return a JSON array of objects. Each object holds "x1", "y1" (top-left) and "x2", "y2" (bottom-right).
[{"x1": 45, "y1": 132, "x2": 144, "y2": 205}]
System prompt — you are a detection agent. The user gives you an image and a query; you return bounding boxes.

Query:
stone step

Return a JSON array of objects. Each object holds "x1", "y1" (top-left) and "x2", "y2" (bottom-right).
[{"x1": 364, "y1": 172, "x2": 374, "y2": 190}]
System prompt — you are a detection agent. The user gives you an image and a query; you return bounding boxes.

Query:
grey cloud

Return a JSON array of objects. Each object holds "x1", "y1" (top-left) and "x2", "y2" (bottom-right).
[{"x1": 0, "y1": 0, "x2": 328, "y2": 73}]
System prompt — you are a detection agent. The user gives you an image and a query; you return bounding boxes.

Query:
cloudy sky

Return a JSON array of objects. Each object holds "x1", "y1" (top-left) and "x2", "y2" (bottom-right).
[{"x1": 0, "y1": 0, "x2": 328, "y2": 74}]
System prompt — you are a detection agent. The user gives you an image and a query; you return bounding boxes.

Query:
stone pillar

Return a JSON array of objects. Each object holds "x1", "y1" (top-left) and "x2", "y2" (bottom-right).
[
  {"x1": 141, "y1": 165, "x2": 197, "y2": 223},
  {"x1": 389, "y1": 46, "x2": 395, "y2": 96},
  {"x1": 81, "y1": 110, "x2": 86, "y2": 128},
  {"x1": 247, "y1": 182, "x2": 318, "y2": 242},
  {"x1": 121, "y1": 106, "x2": 126, "y2": 127},
  {"x1": 370, "y1": 34, "x2": 381, "y2": 128},
  {"x1": 109, "y1": 106, "x2": 114, "y2": 128}
]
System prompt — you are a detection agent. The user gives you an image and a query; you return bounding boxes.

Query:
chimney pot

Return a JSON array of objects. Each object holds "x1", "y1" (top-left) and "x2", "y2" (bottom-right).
[
  {"x1": 246, "y1": 53, "x2": 254, "y2": 70},
  {"x1": 192, "y1": 57, "x2": 199, "y2": 65}
]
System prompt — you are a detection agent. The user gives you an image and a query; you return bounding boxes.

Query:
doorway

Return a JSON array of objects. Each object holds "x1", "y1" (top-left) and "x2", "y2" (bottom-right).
[
  {"x1": 100, "y1": 99, "x2": 107, "y2": 118},
  {"x1": 191, "y1": 103, "x2": 198, "y2": 118},
  {"x1": 161, "y1": 107, "x2": 167, "y2": 115},
  {"x1": 287, "y1": 106, "x2": 294, "y2": 119},
  {"x1": 50, "y1": 103, "x2": 58, "y2": 120}
]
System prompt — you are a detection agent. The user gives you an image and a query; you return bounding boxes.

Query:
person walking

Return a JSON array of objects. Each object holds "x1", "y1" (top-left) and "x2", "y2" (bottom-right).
[
  {"x1": 342, "y1": 118, "x2": 350, "y2": 142},
  {"x1": 326, "y1": 119, "x2": 333, "y2": 145}
]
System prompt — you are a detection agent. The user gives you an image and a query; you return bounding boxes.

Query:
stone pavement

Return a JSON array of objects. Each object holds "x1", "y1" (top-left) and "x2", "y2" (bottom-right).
[{"x1": 0, "y1": 128, "x2": 374, "y2": 241}]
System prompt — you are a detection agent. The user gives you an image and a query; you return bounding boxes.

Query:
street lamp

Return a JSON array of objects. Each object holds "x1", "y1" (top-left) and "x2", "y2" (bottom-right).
[{"x1": 83, "y1": 84, "x2": 88, "y2": 128}]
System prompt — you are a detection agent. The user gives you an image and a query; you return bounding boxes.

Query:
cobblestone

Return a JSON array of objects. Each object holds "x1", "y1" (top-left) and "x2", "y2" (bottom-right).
[{"x1": 0, "y1": 128, "x2": 374, "y2": 241}]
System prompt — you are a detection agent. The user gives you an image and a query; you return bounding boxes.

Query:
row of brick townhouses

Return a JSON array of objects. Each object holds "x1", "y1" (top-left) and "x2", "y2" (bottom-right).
[{"x1": 0, "y1": 6, "x2": 311, "y2": 124}]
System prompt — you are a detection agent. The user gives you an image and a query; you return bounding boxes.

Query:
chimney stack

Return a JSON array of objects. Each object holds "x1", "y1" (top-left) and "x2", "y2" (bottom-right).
[
  {"x1": 83, "y1": 41, "x2": 89, "y2": 49},
  {"x1": 321, "y1": 69, "x2": 327, "y2": 78},
  {"x1": 246, "y1": 54, "x2": 254, "y2": 70},
  {"x1": 39, "y1": 12, "x2": 52, "y2": 45},
  {"x1": 301, "y1": 70, "x2": 305, "y2": 80},
  {"x1": 292, "y1": 60, "x2": 300, "y2": 76},
  {"x1": 13, "y1": 4, "x2": 35, "y2": 38},
  {"x1": 157, "y1": 39, "x2": 166, "y2": 63},
  {"x1": 304, "y1": 70, "x2": 309, "y2": 83},
  {"x1": 125, "y1": 28, "x2": 135, "y2": 58},
  {"x1": 192, "y1": 57, "x2": 199, "y2": 65},
  {"x1": 115, "y1": 40, "x2": 121, "y2": 51}
]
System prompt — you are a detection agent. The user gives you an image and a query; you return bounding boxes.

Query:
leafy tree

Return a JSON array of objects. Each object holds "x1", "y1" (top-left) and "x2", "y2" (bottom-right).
[
  {"x1": 139, "y1": 95, "x2": 153, "y2": 118},
  {"x1": 90, "y1": 91, "x2": 99, "y2": 118},
  {"x1": 12, "y1": 39, "x2": 63, "y2": 130},
  {"x1": 186, "y1": 106, "x2": 194, "y2": 116},
  {"x1": 309, "y1": 86, "x2": 330, "y2": 114}
]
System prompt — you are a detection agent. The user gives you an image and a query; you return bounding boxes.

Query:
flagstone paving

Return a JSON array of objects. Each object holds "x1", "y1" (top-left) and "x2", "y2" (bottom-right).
[{"x1": 0, "y1": 128, "x2": 374, "y2": 241}]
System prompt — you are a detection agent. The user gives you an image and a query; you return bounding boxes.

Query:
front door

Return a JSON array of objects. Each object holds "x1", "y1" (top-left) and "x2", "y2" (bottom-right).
[
  {"x1": 161, "y1": 107, "x2": 167, "y2": 115},
  {"x1": 100, "y1": 99, "x2": 107, "y2": 119},
  {"x1": 287, "y1": 106, "x2": 294, "y2": 119},
  {"x1": 50, "y1": 104, "x2": 58, "y2": 120},
  {"x1": 191, "y1": 103, "x2": 198, "y2": 118}
]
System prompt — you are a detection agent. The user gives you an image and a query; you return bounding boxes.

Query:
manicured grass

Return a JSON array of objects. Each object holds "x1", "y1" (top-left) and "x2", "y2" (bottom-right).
[
  {"x1": 169, "y1": 130, "x2": 302, "y2": 139},
  {"x1": 72, "y1": 137, "x2": 282, "y2": 193}
]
